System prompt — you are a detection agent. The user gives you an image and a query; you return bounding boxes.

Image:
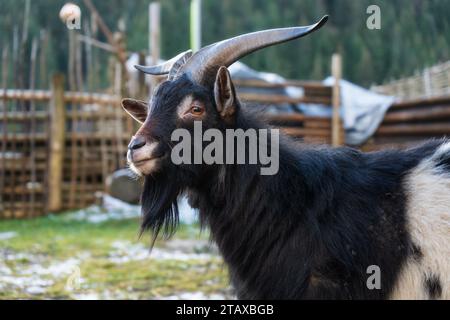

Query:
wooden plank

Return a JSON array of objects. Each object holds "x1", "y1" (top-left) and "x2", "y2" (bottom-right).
[
  {"x1": 28, "y1": 37, "x2": 38, "y2": 218},
  {"x1": 264, "y1": 113, "x2": 330, "y2": 123},
  {"x1": 47, "y1": 74, "x2": 66, "y2": 212},
  {"x1": 0, "y1": 89, "x2": 51, "y2": 100},
  {"x1": 391, "y1": 95, "x2": 450, "y2": 110},
  {"x1": 3, "y1": 161, "x2": 47, "y2": 170},
  {"x1": 64, "y1": 92, "x2": 120, "y2": 104},
  {"x1": 3, "y1": 206, "x2": 46, "y2": 219},
  {"x1": 331, "y1": 53, "x2": 342, "y2": 146},
  {"x1": 238, "y1": 92, "x2": 331, "y2": 105},
  {"x1": 2, "y1": 185, "x2": 45, "y2": 193},
  {"x1": 0, "y1": 132, "x2": 131, "y2": 141},
  {"x1": 281, "y1": 127, "x2": 331, "y2": 138},
  {"x1": 376, "y1": 123, "x2": 450, "y2": 136},
  {"x1": 304, "y1": 121, "x2": 332, "y2": 129},
  {"x1": 0, "y1": 45, "x2": 9, "y2": 216},
  {"x1": 68, "y1": 102, "x2": 79, "y2": 208},
  {"x1": 383, "y1": 105, "x2": 450, "y2": 123},
  {"x1": 79, "y1": 100, "x2": 89, "y2": 208},
  {"x1": 99, "y1": 97, "x2": 110, "y2": 190},
  {"x1": 3, "y1": 110, "x2": 125, "y2": 121},
  {"x1": 0, "y1": 89, "x2": 120, "y2": 104},
  {"x1": 1, "y1": 111, "x2": 48, "y2": 120},
  {"x1": 303, "y1": 136, "x2": 331, "y2": 144},
  {"x1": 233, "y1": 78, "x2": 332, "y2": 91}
]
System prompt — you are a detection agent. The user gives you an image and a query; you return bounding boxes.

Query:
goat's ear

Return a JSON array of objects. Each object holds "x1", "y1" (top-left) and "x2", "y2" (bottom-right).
[
  {"x1": 214, "y1": 66, "x2": 237, "y2": 122},
  {"x1": 121, "y1": 98, "x2": 148, "y2": 123}
]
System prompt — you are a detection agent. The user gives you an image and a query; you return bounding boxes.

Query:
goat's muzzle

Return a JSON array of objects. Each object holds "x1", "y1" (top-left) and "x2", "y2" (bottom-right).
[{"x1": 127, "y1": 136, "x2": 161, "y2": 175}]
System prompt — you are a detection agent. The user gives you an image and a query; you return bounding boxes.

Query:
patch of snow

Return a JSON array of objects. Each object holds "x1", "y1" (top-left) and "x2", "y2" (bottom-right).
[
  {"x1": 0, "y1": 250, "x2": 90, "y2": 295},
  {"x1": 20, "y1": 258, "x2": 80, "y2": 277},
  {"x1": 0, "y1": 231, "x2": 18, "y2": 241},
  {"x1": 65, "y1": 194, "x2": 198, "y2": 226},
  {"x1": 108, "y1": 240, "x2": 214, "y2": 264},
  {"x1": 65, "y1": 194, "x2": 140, "y2": 224},
  {"x1": 26, "y1": 285, "x2": 49, "y2": 295},
  {"x1": 2, "y1": 251, "x2": 35, "y2": 261},
  {"x1": 164, "y1": 239, "x2": 217, "y2": 254},
  {"x1": 151, "y1": 248, "x2": 213, "y2": 261},
  {"x1": 178, "y1": 196, "x2": 198, "y2": 225},
  {"x1": 0, "y1": 264, "x2": 12, "y2": 275},
  {"x1": 73, "y1": 289, "x2": 129, "y2": 300},
  {"x1": 0, "y1": 274, "x2": 55, "y2": 293},
  {"x1": 73, "y1": 292, "x2": 100, "y2": 300}
]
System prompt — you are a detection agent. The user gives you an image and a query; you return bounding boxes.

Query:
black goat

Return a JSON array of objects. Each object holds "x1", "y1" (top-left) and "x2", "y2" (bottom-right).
[{"x1": 122, "y1": 16, "x2": 449, "y2": 299}]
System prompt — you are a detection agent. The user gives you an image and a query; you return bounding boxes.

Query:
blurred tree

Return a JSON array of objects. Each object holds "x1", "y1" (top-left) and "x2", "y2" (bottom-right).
[{"x1": 0, "y1": 0, "x2": 449, "y2": 88}]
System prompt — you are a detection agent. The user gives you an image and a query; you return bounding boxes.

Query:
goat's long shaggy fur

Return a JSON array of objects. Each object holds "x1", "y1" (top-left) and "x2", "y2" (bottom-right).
[
  {"x1": 123, "y1": 18, "x2": 449, "y2": 299},
  {"x1": 139, "y1": 100, "x2": 448, "y2": 299}
]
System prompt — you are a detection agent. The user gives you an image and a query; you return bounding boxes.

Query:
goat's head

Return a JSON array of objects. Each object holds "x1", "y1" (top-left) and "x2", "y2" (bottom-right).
[
  {"x1": 122, "y1": 16, "x2": 328, "y2": 238},
  {"x1": 122, "y1": 16, "x2": 328, "y2": 177}
]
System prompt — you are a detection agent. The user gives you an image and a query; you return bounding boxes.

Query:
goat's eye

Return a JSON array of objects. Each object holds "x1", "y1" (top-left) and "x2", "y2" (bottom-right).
[{"x1": 190, "y1": 105, "x2": 204, "y2": 116}]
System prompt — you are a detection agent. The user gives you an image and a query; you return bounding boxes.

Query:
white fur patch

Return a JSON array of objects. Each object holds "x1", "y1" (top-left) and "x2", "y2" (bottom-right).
[
  {"x1": 176, "y1": 96, "x2": 194, "y2": 117},
  {"x1": 390, "y1": 142, "x2": 450, "y2": 299}
]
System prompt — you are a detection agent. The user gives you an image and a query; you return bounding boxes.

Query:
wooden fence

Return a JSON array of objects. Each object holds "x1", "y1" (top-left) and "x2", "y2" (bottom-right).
[
  {"x1": 0, "y1": 74, "x2": 135, "y2": 219},
  {"x1": 363, "y1": 95, "x2": 450, "y2": 151},
  {"x1": 372, "y1": 60, "x2": 450, "y2": 100}
]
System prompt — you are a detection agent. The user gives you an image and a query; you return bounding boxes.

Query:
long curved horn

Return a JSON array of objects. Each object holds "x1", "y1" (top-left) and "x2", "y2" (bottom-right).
[
  {"x1": 179, "y1": 15, "x2": 328, "y2": 83},
  {"x1": 134, "y1": 50, "x2": 193, "y2": 78}
]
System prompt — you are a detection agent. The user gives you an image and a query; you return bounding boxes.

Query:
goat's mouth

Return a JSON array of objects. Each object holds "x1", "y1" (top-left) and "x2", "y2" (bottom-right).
[
  {"x1": 129, "y1": 154, "x2": 166, "y2": 175},
  {"x1": 132, "y1": 156, "x2": 161, "y2": 166},
  {"x1": 131, "y1": 155, "x2": 165, "y2": 168}
]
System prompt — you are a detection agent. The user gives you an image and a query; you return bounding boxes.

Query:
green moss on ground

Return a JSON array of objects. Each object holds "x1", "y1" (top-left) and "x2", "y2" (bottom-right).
[{"x1": 0, "y1": 212, "x2": 229, "y2": 300}]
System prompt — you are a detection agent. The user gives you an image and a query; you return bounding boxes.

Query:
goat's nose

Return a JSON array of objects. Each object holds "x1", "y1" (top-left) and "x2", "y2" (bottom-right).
[{"x1": 128, "y1": 136, "x2": 147, "y2": 150}]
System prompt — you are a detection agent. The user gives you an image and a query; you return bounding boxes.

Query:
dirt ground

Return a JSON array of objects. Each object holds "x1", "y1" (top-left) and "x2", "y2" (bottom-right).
[{"x1": 0, "y1": 198, "x2": 232, "y2": 300}]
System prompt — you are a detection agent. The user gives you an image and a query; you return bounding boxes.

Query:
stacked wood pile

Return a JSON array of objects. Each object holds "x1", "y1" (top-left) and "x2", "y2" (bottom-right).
[{"x1": 362, "y1": 96, "x2": 450, "y2": 151}]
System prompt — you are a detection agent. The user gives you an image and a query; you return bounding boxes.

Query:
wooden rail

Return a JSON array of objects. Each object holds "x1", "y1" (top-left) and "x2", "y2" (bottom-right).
[{"x1": 0, "y1": 89, "x2": 120, "y2": 104}]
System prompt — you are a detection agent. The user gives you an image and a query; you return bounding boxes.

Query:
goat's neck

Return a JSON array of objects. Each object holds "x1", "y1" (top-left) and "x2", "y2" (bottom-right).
[{"x1": 191, "y1": 138, "x2": 318, "y2": 297}]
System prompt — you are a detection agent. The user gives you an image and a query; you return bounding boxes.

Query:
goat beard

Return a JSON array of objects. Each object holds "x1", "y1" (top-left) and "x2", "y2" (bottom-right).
[{"x1": 140, "y1": 168, "x2": 182, "y2": 244}]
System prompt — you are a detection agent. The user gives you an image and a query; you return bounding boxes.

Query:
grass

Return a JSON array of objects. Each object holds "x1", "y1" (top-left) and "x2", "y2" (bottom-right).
[{"x1": 0, "y1": 210, "x2": 230, "y2": 300}]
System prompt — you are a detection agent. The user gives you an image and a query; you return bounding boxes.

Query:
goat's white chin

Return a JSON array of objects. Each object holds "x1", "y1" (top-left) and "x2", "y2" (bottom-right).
[{"x1": 129, "y1": 158, "x2": 160, "y2": 176}]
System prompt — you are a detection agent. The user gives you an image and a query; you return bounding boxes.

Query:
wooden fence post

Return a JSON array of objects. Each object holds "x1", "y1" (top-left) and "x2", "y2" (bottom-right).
[
  {"x1": 331, "y1": 53, "x2": 342, "y2": 147},
  {"x1": 48, "y1": 74, "x2": 66, "y2": 212},
  {"x1": 149, "y1": 2, "x2": 161, "y2": 92}
]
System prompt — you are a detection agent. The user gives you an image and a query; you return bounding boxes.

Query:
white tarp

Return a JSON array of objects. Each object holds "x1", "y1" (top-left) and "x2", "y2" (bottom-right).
[{"x1": 323, "y1": 77, "x2": 395, "y2": 146}]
